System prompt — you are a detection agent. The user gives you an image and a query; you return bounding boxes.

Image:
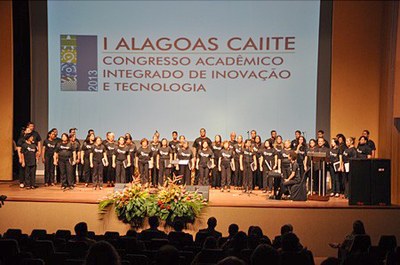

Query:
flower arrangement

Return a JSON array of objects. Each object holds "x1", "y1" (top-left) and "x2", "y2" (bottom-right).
[{"x1": 99, "y1": 177, "x2": 207, "y2": 228}]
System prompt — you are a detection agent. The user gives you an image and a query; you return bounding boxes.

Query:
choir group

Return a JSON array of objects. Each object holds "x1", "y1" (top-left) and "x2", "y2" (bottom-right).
[{"x1": 16, "y1": 122, "x2": 376, "y2": 200}]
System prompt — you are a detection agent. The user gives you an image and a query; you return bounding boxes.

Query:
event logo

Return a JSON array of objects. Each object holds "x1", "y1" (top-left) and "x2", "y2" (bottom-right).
[{"x1": 60, "y1": 35, "x2": 98, "y2": 91}]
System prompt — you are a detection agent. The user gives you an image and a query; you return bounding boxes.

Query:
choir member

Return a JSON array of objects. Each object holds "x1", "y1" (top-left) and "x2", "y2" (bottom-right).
[
  {"x1": 362, "y1": 130, "x2": 376, "y2": 158},
  {"x1": 17, "y1": 127, "x2": 32, "y2": 188},
  {"x1": 135, "y1": 138, "x2": 153, "y2": 184},
  {"x1": 356, "y1": 136, "x2": 372, "y2": 159},
  {"x1": 268, "y1": 130, "x2": 277, "y2": 146},
  {"x1": 295, "y1": 136, "x2": 307, "y2": 179},
  {"x1": 250, "y1": 130, "x2": 257, "y2": 143},
  {"x1": 21, "y1": 134, "x2": 38, "y2": 189},
  {"x1": 233, "y1": 135, "x2": 244, "y2": 189},
  {"x1": 54, "y1": 133, "x2": 76, "y2": 190},
  {"x1": 42, "y1": 130, "x2": 57, "y2": 186},
  {"x1": 341, "y1": 137, "x2": 357, "y2": 198},
  {"x1": 274, "y1": 135, "x2": 284, "y2": 154},
  {"x1": 69, "y1": 134, "x2": 80, "y2": 185},
  {"x1": 103, "y1": 132, "x2": 116, "y2": 187},
  {"x1": 329, "y1": 138, "x2": 342, "y2": 197},
  {"x1": 125, "y1": 133, "x2": 137, "y2": 182},
  {"x1": 252, "y1": 135, "x2": 262, "y2": 189},
  {"x1": 169, "y1": 131, "x2": 180, "y2": 177},
  {"x1": 228, "y1": 132, "x2": 237, "y2": 150},
  {"x1": 157, "y1": 138, "x2": 173, "y2": 186},
  {"x1": 304, "y1": 139, "x2": 317, "y2": 194},
  {"x1": 192, "y1": 128, "x2": 212, "y2": 185},
  {"x1": 259, "y1": 140, "x2": 278, "y2": 193},
  {"x1": 219, "y1": 140, "x2": 235, "y2": 192},
  {"x1": 211, "y1": 135, "x2": 223, "y2": 189},
  {"x1": 279, "y1": 140, "x2": 292, "y2": 194},
  {"x1": 291, "y1": 130, "x2": 302, "y2": 150},
  {"x1": 150, "y1": 134, "x2": 161, "y2": 187},
  {"x1": 336, "y1": 134, "x2": 347, "y2": 154},
  {"x1": 317, "y1": 130, "x2": 330, "y2": 148},
  {"x1": 90, "y1": 136, "x2": 108, "y2": 190},
  {"x1": 112, "y1": 136, "x2": 131, "y2": 184},
  {"x1": 26, "y1": 122, "x2": 42, "y2": 158},
  {"x1": 196, "y1": 141, "x2": 214, "y2": 186},
  {"x1": 175, "y1": 141, "x2": 194, "y2": 185},
  {"x1": 81, "y1": 133, "x2": 95, "y2": 187},
  {"x1": 283, "y1": 151, "x2": 303, "y2": 200},
  {"x1": 240, "y1": 139, "x2": 257, "y2": 193}
]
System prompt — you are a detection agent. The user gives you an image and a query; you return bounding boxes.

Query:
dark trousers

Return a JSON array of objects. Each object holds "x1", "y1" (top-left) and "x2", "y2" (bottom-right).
[
  {"x1": 212, "y1": 167, "x2": 221, "y2": 188},
  {"x1": 281, "y1": 164, "x2": 291, "y2": 194},
  {"x1": 221, "y1": 164, "x2": 231, "y2": 188},
  {"x1": 243, "y1": 163, "x2": 253, "y2": 191},
  {"x1": 344, "y1": 172, "x2": 350, "y2": 198},
  {"x1": 59, "y1": 158, "x2": 73, "y2": 187},
  {"x1": 56, "y1": 165, "x2": 61, "y2": 183},
  {"x1": 104, "y1": 156, "x2": 115, "y2": 183},
  {"x1": 115, "y1": 161, "x2": 126, "y2": 183},
  {"x1": 138, "y1": 162, "x2": 149, "y2": 184},
  {"x1": 253, "y1": 159, "x2": 262, "y2": 189},
  {"x1": 283, "y1": 179, "x2": 299, "y2": 194},
  {"x1": 92, "y1": 160, "x2": 104, "y2": 187},
  {"x1": 151, "y1": 165, "x2": 159, "y2": 186},
  {"x1": 233, "y1": 159, "x2": 242, "y2": 187},
  {"x1": 329, "y1": 164, "x2": 340, "y2": 194},
  {"x1": 125, "y1": 166, "x2": 133, "y2": 183},
  {"x1": 262, "y1": 167, "x2": 273, "y2": 191},
  {"x1": 44, "y1": 155, "x2": 55, "y2": 184},
  {"x1": 198, "y1": 166, "x2": 209, "y2": 186},
  {"x1": 83, "y1": 159, "x2": 92, "y2": 183},
  {"x1": 159, "y1": 160, "x2": 171, "y2": 186},
  {"x1": 19, "y1": 163, "x2": 25, "y2": 184},
  {"x1": 25, "y1": 165, "x2": 36, "y2": 187},
  {"x1": 77, "y1": 163, "x2": 83, "y2": 182},
  {"x1": 179, "y1": 165, "x2": 191, "y2": 185}
]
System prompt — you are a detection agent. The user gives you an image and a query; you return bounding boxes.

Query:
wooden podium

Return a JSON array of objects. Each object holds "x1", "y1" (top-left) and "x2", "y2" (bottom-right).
[{"x1": 308, "y1": 152, "x2": 330, "y2": 201}]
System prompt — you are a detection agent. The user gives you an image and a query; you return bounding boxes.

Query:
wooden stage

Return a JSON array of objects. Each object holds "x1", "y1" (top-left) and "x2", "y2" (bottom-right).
[{"x1": 1, "y1": 181, "x2": 397, "y2": 209}]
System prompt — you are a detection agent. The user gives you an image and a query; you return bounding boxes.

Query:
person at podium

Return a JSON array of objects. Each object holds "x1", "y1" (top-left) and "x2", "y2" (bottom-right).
[{"x1": 356, "y1": 136, "x2": 372, "y2": 159}]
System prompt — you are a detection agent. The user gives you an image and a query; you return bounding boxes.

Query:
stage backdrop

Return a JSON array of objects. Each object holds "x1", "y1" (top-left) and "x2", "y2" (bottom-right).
[{"x1": 48, "y1": 1, "x2": 320, "y2": 140}]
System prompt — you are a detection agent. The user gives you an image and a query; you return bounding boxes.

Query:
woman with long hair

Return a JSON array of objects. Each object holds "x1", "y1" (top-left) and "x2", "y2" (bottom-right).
[
  {"x1": 341, "y1": 137, "x2": 357, "y2": 198},
  {"x1": 54, "y1": 133, "x2": 76, "y2": 190},
  {"x1": 233, "y1": 135, "x2": 244, "y2": 189},
  {"x1": 135, "y1": 138, "x2": 153, "y2": 184},
  {"x1": 240, "y1": 139, "x2": 257, "y2": 193},
  {"x1": 150, "y1": 134, "x2": 161, "y2": 187},
  {"x1": 81, "y1": 133, "x2": 95, "y2": 187},
  {"x1": 112, "y1": 136, "x2": 131, "y2": 183},
  {"x1": 125, "y1": 133, "x2": 136, "y2": 182},
  {"x1": 219, "y1": 140, "x2": 235, "y2": 192},
  {"x1": 157, "y1": 138, "x2": 173, "y2": 186},
  {"x1": 304, "y1": 138, "x2": 317, "y2": 194},
  {"x1": 103, "y1": 132, "x2": 116, "y2": 187},
  {"x1": 295, "y1": 136, "x2": 307, "y2": 179},
  {"x1": 175, "y1": 140, "x2": 194, "y2": 185},
  {"x1": 42, "y1": 130, "x2": 57, "y2": 186},
  {"x1": 196, "y1": 141, "x2": 214, "y2": 186},
  {"x1": 211, "y1": 135, "x2": 223, "y2": 189},
  {"x1": 90, "y1": 136, "x2": 108, "y2": 190},
  {"x1": 259, "y1": 140, "x2": 277, "y2": 194},
  {"x1": 329, "y1": 138, "x2": 342, "y2": 197},
  {"x1": 253, "y1": 135, "x2": 262, "y2": 190}
]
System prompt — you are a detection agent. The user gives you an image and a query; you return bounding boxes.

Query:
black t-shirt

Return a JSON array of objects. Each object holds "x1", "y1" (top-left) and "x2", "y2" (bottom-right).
[
  {"x1": 291, "y1": 139, "x2": 299, "y2": 150},
  {"x1": 31, "y1": 131, "x2": 42, "y2": 146},
  {"x1": 281, "y1": 148, "x2": 291, "y2": 166},
  {"x1": 212, "y1": 143, "x2": 223, "y2": 159},
  {"x1": 367, "y1": 139, "x2": 376, "y2": 151},
  {"x1": 158, "y1": 146, "x2": 172, "y2": 160},
  {"x1": 91, "y1": 144, "x2": 106, "y2": 162},
  {"x1": 43, "y1": 139, "x2": 57, "y2": 157},
  {"x1": 197, "y1": 148, "x2": 214, "y2": 167},
  {"x1": 220, "y1": 149, "x2": 233, "y2": 166},
  {"x1": 70, "y1": 140, "x2": 80, "y2": 153},
  {"x1": 305, "y1": 146, "x2": 316, "y2": 167},
  {"x1": 150, "y1": 142, "x2": 160, "y2": 159},
  {"x1": 252, "y1": 143, "x2": 262, "y2": 158},
  {"x1": 177, "y1": 148, "x2": 193, "y2": 161},
  {"x1": 260, "y1": 147, "x2": 276, "y2": 163},
  {"x1": 81, "y1": 142, "x2": 93, "y2": 159},
  {"x1": 17, "y1": 135, "x2": 26, "y2": 148},
  {"x1": 356, "y1": 144, "x2": 372, "y2": 159},
  {"x1": 342, "y1": 147, "x2": 357, "y2": 163},
  {"x1": 242, "y1": 148, "x2": 254, "y2": 163},
  {"x1": 103, "y1": 140, "x2": 116, "y2": 157},
  {"x1": 136, "y1": 146, "x2": 152, "y2": 163},
  {"x1": 329, "y1": 147, "x2": 340, "y2": 163},
  {"x1": 169, "y1": 140, "x2": 180, "y2": 153},
  {"x1": 290, "y1": 162, "x2": 301, "y2": 182},
  {"x1": 296, "y1": 145, "x2": 306, "y2": 163},
  {"x1": 127, "y1": 142, "x2": 137, "y2": 156},
  {"x1": 22, "y1": 142, "x2": 37, "y2": 166},
  {"x1": 228, "y1": 140, "x2": 237, "y2": 151},
  {"x1": 114, "y1": 145, "x2": 129, "y2": 162},
  {"x1": 193, "y1": 137, "x2": 212, "y2": 150},
  {"x1": 233, "y1": 143, "x2": 243, "y2": 160},
  {"x1": 55, "y1": 142, "x2": 73, "y2": 159}
]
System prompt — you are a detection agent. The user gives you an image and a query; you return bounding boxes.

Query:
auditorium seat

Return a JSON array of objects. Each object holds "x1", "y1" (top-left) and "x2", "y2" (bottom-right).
[
  {"x1": 378, "y1": 235, "x2": 397, "y2": 252},
  {"x1": 349, "y1": 235, "x2": 372, "y2": 255},
  {"x1": 30, "y1": 230, "x2": 47, "y2": 240},
  {"x1": 20, "y1": 258, "x2": 45, "y2": 265},
  {"x1": 64, "y1": 259, "x2": 84, "y2": 265},
  {"x1": 55, "y1": 230, "x2": 72, "y2": 240},
  {"x1": 126, "y1": 254, "x2": 150, "y2": 265},
  {"x1": 65, "y1": 241, "x2": 89, "y2": 259},
  {"x1": 104, "y1": 231, "x2": 120, "y2": 240},
  {"x1": 4, "y1": 229, "x2": 22, "y2": 239},
  {"x1": 149, "y1": 238, "x2": 169, "y2": 250},
  {"x1": 178, "y1": 250, "x2": 195, "y2": 265},
  {"x1": 195, "y1": 249, "x2": 224, "y2": 264},
  {"x1": 0, "y1": 239, "x2": 20, "y2": 264},
  {"x1": 239, "y1": 248, "x2": 253, "y2": 264},
  {"x1": 87, "y1": 231, "x2": 96, "y2": 239},
  {"x1": 31, "y1": 240, "x2": 68, "y2": 265}
]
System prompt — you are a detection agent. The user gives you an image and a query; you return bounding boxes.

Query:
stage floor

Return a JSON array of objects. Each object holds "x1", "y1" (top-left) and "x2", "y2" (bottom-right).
[{"x1": 2, "y1": 181, "x2": 396, "y2": 209}]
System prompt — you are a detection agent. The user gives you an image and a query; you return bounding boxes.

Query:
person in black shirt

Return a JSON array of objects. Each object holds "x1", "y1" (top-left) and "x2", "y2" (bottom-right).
[
  {"x1": 219, "y1": 141, "x2": 235, "y2": 192},
  {"x1": 69, "y1": 134, "x2": 80, "y2": 186},
  {"x1": 90, "y1": 137, "x2": 108, "y2": 190},
  {"x1": 26, "y1": 122, "x2": 42, "y2": 158},
  {"x1": 283, "y1": 151, "x2": 302, "y2": 198},
  {"x1": 211, "y1": 135, "x2": 223, "y2": 189},
  {"x1": 317, "y1": 130, "x2": 330, "y2": 148},
  {"x1": 274, "y1": 135, "x2": 284, "y2": 152},
  {"x1": 157, "y1": 138, "x2": 173, "y2": 186},
  {"x1": 16, "y1": 127, "x2": 32, "y2": 188},
  {"x1": 279, "y1": 140, "x2": 292, "y2": 195},
  {"x1": 232, "y1": 135, "x2": 244, "y2": 189},
  {"x1": 267, "y1": 130, "x2": 277, "y2": 146},
  {"x1": 362, "y1": 130, "x2": 376, "y2": 158},
  {"x1": 250, "y1": 130, "x2": 257, "y2": 143},
  {"x1": 125, "y1": 133, "x2": 137, "y2": 183},
  {"x1": 259, "y1": 140, "x2": 278, "y2": 194},
  {"x1": 21, "y1": 134, "x2": 38, "y2": 189},
  {"x1": 196, "y1": 141, "x2": 214, "y2": 186},
  {"x1": 42, "y1": 130, "x2": 57, "y2": 186},
  {"x1": 295, "y1": 136, "x2": 307, "y2": 179},
  {"x1": 81, "y1": 133, "x2": 95, "y2": 187},
  {"x1": 356, "y1": 136, "x2": 372, "y2": 159},
  {"x1": 329, "y1": 138, "x2": 342, "y2": 197},
  {"x1": 175, "y1": 141, "x2": 194, "y2": 185},
  {"x1": 103, "y1": 132, "x2": 116, "y2": 187},
  {"x1": 240, "y1": 139, "x2": 257, "y2": 193},
  {"x1": 169, "y1": 131, "x2": 180, "y2": 177},
  {"x1": 112, "y1": 136, "x2": 131, "y2": 184},
  {"x1": 192, "y1": 128, "x2": 212, "y2": 184},
  {"x1": 135, "y1": 138, "x2": 153, "y2": 184},
  {"x1": 252, "y1": 135, "x2": 262, "y2": 189},
  {"x1": 304, "y1": 139, "x2": 317, "y2": 194},
  {"x1": 150, "y1": 134, "x2": 161, "y2": 187},
  {"x1": 229, "y1": 132, "x2": 237, "y2": 150},
  {"x1": 54, "y1": 133, "x2": 76, "y2": 190},
  {"x1": 341, "y1": 137, "x2": 357, "y2": 198},
  {"x1": 291, "y1": 130, "x2": 302, "y2": 150}
]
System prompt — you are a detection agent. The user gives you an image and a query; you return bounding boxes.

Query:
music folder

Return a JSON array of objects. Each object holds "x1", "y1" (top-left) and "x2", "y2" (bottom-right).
[
  {"x1": 102, "y1": 157, "x2": 108, "y2": 166},
  {"x1": 333, "y1": 161, "x2": 340, "y2": 172},
  {"x1": 250, "y1": 162, "x2": 256, "y2": 171}
]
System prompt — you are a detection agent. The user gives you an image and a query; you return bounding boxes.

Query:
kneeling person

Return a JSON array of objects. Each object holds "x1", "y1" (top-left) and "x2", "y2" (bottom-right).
[{"x1": 283, "y1": 151, "x2": 301, "y2": 198}]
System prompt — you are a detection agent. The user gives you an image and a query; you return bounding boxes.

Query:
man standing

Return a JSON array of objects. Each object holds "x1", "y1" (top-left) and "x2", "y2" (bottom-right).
[
  {"x1": 192, "y1": 128, "x2": 212, "y2": 185},
  {"x1": 291, "y1": 130, "x2": 301, "y2": 150},
  {"x1": 362, "y1": 130, "x2": 376, "y2": 158}
]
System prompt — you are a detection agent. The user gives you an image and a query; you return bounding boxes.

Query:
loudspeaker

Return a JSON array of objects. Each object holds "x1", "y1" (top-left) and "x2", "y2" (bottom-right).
[
  {"x1": 349, "y1": 159, "x2": 391, "y2": 206},
  {"x1": 186, "y1": 185, "x2": 210, "y2": 201}
]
